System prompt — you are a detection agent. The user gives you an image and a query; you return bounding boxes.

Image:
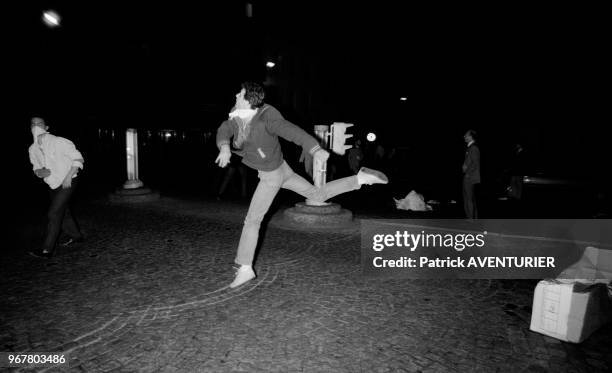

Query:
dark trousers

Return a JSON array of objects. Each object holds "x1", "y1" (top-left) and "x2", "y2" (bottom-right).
[
  {"x1": 42, "y1": 178, "x2": 82, "y2": 252},
  {"x1": 463, "y1": 179, "x2": 479, "y2": 219}
]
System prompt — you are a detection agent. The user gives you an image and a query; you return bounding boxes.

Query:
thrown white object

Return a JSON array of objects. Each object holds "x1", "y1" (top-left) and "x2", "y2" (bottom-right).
[{"x1": 394, "y1": 190, "x2": 432, "y2": 211}]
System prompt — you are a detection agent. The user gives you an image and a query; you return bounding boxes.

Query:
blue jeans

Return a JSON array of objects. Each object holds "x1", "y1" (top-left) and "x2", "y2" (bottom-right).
[{"x1": 235, "y1": 161, "x2": 360, "y2": 265}]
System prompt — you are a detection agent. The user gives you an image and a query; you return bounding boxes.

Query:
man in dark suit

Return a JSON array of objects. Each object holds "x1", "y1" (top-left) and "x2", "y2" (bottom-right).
[{"x1": 462, "y1": 130, "x2": 480, "y2": 219}]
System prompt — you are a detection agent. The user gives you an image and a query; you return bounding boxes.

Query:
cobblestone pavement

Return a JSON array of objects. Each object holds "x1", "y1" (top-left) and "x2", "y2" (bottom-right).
[{"x1": 1, "y1": 198, "x2": 611, "y2": 372}]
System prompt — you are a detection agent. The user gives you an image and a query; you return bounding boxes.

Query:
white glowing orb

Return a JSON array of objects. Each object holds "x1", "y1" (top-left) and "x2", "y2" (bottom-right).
[
  {"x1": 266, "y1": 61, "x2": 276, "y2": 68},
  {"x1": 42, "y1": 10, "x2": 61, "y2": 27},
  {"x1": 367, "y1": 133, "x2": 376, "y2": 142},
  {"x1": 400, "y1": 97, "x2": 407, "y2": 101}
]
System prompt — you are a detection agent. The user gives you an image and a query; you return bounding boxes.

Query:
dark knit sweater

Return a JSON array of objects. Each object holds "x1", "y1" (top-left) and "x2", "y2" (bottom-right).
[{"x1": 216, "y1": 104, "x2": 321, "y2": 171}]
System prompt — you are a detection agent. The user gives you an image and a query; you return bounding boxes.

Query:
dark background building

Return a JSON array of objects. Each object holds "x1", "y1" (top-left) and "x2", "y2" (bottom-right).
[{"x1": 7, "y1": 2, "x2": 609, "y2": 215}]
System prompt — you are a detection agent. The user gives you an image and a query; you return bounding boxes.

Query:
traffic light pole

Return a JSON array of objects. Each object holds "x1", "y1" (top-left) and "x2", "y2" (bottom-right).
[
  {"x1": 279, "y1": 122, "x2": 354, "y2": 228},
  {"x1": 311, "y1": 122, "x2": 354, "y2": 189},
  {"x1": 310, "y1": 125, "x2": 330, "y2": 206},
  {"x1": 312, "y1": 125, "x2": 329, "y2": 188}
]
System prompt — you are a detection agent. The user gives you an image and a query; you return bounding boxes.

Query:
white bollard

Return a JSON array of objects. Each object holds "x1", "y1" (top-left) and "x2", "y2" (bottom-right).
[
  {"x1": 123, "y1": 128, "x2": 144, "y2": 189},
  {"x1": 313, "y1": 125, "x2": 330, "y2": 188}
]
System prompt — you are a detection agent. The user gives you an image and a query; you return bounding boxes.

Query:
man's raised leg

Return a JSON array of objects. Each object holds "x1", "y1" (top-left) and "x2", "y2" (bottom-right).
[{"x1": 282, "y1": 164, "x2": 388, "y2": 203}]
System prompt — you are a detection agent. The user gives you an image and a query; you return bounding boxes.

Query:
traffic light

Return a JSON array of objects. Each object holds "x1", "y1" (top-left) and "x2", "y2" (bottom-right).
[{"x1": 330, "y1": 122, "x2": 354, "y2": 155}]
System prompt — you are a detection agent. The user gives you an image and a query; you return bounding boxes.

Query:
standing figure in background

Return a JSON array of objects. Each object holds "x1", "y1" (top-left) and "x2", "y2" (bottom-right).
[
  {"x1": 28, "y1": 117, "x2": 85, "y2": 258},
  {"x1": 462, "y1": 129, "x2": 481, "y2": 219},
  {"x1": 347, "y1": 139, "x2": 364, "y2": 174},
  {"x1": 508, "y1": 143, "x2": 525, "y2": 200}
]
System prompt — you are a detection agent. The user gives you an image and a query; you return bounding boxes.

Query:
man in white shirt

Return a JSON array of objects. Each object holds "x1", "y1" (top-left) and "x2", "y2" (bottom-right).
[{"x1": 28, "y1": 117, "x2": 85, "y2": 258}]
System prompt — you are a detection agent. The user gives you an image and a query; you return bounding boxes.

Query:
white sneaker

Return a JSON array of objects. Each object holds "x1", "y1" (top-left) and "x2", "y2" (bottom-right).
[
  {"x1": 357, "y1": 167, "x2": 389, "y2": 185},
  {"x1": 229, "y1": 266, "x2": 256, "y2": 288}
]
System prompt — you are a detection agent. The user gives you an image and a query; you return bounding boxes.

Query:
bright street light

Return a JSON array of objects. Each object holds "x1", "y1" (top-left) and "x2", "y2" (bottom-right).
[{"x1": 42, "y1": 10, "x2": 61, "y2": 28}]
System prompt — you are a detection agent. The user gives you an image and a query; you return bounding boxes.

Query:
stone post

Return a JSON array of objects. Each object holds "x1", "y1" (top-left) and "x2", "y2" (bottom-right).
[
  {"x1": 110, "y1": 128, "x2": 159, "y2": 203},
  {"x1": 123, "y1": 128, "x2": 144, "y2": 189}
]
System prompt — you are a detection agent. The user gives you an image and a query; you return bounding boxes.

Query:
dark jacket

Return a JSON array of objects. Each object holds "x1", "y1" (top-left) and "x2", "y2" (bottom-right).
[
  {"x1": 463, "y1": 143, "x2": 481, "y2": 184},
  {"x1": 216, "y1": 104, "x2": 321, "y2": 172}
]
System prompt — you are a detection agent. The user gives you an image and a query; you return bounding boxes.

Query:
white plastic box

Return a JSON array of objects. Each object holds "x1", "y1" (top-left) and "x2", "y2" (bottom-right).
[{"x1": 530, "y1": 279, "x2": 612, "y2": 343}]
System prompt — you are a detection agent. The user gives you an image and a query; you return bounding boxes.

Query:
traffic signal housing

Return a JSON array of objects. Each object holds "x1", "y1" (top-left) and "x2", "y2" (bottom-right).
[{"x1": 330, "y1": 122, "x2": 354, "y2": 155}]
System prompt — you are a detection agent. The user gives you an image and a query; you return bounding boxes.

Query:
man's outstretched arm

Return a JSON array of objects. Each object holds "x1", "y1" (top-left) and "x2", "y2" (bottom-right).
[
  {"x1": 264, "y1": 106, "x2": 321, "y2": 156},
  {"x1": 215, "y1": 120, "x2": 234, "y2": 167}
]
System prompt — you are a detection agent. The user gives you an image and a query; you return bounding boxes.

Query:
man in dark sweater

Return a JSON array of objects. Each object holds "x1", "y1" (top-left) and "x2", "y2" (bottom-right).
[{"x1": 216, "y1": 82, "x2": 388, "y2": 287}]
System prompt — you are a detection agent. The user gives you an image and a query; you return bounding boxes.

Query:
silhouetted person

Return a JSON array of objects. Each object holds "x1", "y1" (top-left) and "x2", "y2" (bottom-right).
[
  {"x1": 508, "y1": 143, "x2": 525, "y2": 200},
  {"x1": 372, "y1": 142, "x2": 386, "y2": 169},
  {"x1": 28, "y1": 117, "x2": 85, "y2": 258},
  {"x1": 215, "y1": 82, "x2": 389, "y2": 288},
  {"x1": 462, "y1": 129, "x2": 480, "y2": 219},
  {"x1": 347, "y1": 139, "x2": 364, "y2": 174}
]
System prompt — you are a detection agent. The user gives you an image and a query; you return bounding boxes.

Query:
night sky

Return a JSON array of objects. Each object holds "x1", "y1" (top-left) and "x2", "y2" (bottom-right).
[
  {"x1": 7, "y1": 2, "x2": 609, "y2": 187},
  {"x1": 12, "y1": 3, "x2": 412, "y2": 120}
]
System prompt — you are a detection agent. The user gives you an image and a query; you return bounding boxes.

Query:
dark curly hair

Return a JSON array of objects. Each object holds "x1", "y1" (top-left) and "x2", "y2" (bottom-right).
[
  {"x1": 465, "y1": 129, "x2": 477, "y2": 140},
  {"x1": 241, "y1": 81, "x2": 265, "y2": 108}
]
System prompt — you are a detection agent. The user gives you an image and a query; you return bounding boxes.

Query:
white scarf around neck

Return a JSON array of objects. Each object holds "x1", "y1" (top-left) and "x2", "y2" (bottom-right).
[{"x1": 229, "y1": 108, "x2": 257, "y2": 120}]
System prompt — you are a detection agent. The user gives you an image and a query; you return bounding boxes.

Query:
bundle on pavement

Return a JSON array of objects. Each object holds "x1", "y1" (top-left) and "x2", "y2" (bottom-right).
[
  {"x1": 530, "y1": 247, "x2": 612, "y2": 343},
  {"x1": 394, "y1": 190, "x2": 432, "y2": 212}
]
